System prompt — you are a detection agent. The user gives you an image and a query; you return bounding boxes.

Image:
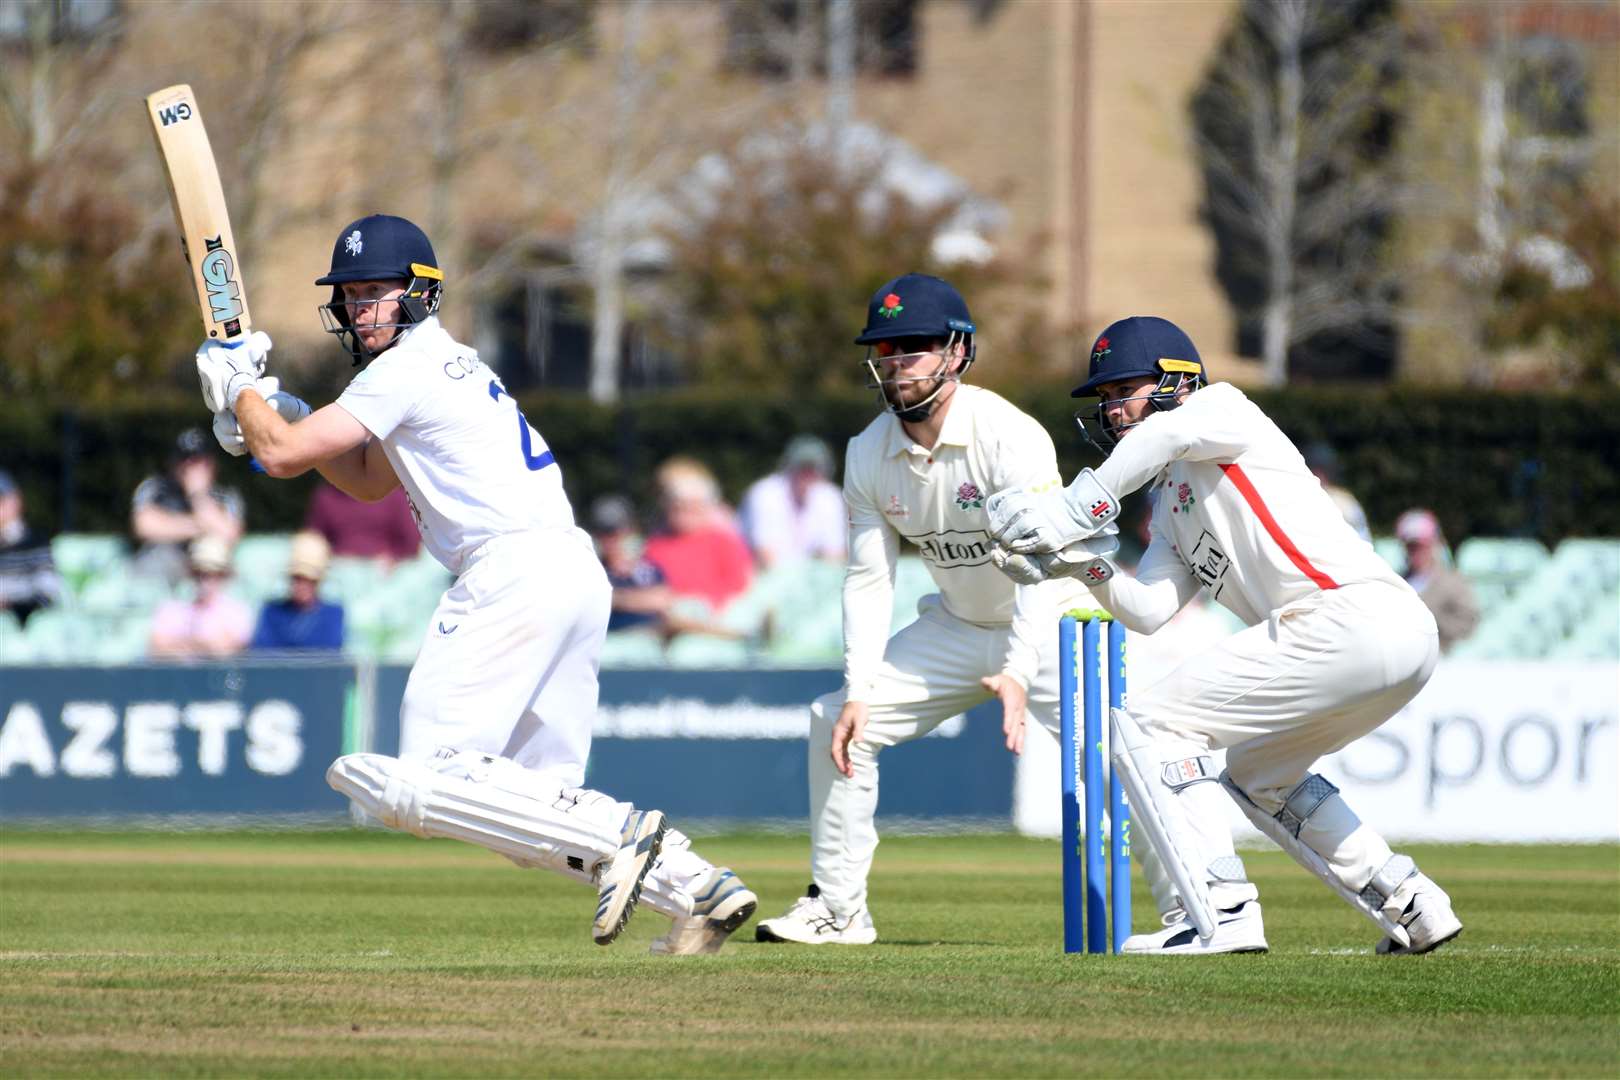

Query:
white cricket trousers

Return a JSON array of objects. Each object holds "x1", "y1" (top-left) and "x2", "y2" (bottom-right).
[
  {"x1": 807, "y1": 595, "x2": 1073, "y2": 918},
  {"x1": 390, "y1": 527, "x2": 715, "y2": 917},
  {"x1": 1134, "y1": 579, "x2": 1440, "y2": 908},
  {"x1": 399, "y1": 527, "x2": 607, "y2": 786}
]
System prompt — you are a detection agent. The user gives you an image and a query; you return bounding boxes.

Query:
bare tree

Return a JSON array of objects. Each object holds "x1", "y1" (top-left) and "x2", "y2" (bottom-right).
[
  {"x1": 588, "y1": 0, "x2": 649, "y2": 405},
  {"x1": 825, "y1": 0, "x2": 856, "y2": 137},
  {"x1": 1398, "y1": 0, "x2": 1605, "y2": 385},
  {"x1": 1191, "y1": 0, "x2": 1403, "y2": 384}
]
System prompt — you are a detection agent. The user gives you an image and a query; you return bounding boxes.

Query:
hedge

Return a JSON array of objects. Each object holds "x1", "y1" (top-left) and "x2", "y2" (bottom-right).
[{"x1": 4, "y1": 385, "x2": 1617, "y2": 547}]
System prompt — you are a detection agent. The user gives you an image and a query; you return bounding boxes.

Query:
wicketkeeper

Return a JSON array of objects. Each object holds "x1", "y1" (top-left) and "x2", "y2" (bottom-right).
[{"x1": 987, "y1": 315, "x2": 1463, "y2": 955}]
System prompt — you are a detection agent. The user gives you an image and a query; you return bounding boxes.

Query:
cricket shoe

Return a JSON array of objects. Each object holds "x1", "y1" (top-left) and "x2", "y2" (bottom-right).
[
  {"x1": 754, "y1": 884, "x2": 877, "y2": 945},
  {"x1": 1121, "y1": 900, "x2": 1268, "y2": 955},
  {"x1": 1376, "y1": 873, "x2": 1463, "y2": 955},
  {"x1": 592, "y1": 809, "x2": 667, "y2": 945},
  {"x1": 649, "y1": 867, "x2": 759, "y2": 956}
]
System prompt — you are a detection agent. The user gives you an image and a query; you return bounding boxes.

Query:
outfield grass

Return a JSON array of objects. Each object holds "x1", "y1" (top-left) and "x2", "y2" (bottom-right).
[{"x1": 1, "y1": 831, "x2": 1615, "y2": 1078}]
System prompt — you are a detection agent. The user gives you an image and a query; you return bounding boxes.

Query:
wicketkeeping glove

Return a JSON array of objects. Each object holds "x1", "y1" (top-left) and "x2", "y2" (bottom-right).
[
  {"x1": 196, "y1": 330, "x2": 272, "y2": 413},
  {"x1": 991, "y1": 530, "x2": 1121, "y2": 587},
  {"x1": 987, "y1": 468, "x2": 1121, "y2": 555}
]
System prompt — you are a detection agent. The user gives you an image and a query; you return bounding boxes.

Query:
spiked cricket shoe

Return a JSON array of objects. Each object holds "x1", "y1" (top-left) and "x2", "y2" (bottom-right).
[
  {"x1": 650, "y1": 867, "x2": 758, "y2": 956},
  {"x1": 1376, "y1": 873, "x2": 1463, "y2": 955},
  {"x1": 1121, "y1": 900, "x2": 1269, "y2": 955},
  {"x1": 592, "y1": 809, "x2": 667, "y2": 945},
  {"x1": 754, "y1": 884, "x2": 877, "y2": 945}
]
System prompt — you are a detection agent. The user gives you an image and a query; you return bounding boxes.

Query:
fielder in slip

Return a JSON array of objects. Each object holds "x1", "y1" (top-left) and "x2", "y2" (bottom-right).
[
  {"x1": 987, "y1": 316, "x2": 1464, "y2": 955},
  {"x1": 196, "y1": 214, "x2": 756, "y2": 955},
  {"x1": 755, "y1": 274, "x2": 1148, "y2": 945}
]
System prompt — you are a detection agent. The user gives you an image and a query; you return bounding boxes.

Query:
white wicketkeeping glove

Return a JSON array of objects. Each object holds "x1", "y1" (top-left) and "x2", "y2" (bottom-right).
[
  {"x1": 196, "y1": 330, "x2": 272, "y2": 413},
  {"x1": 991, "y1": 529, "x2": 1121, "y2": 587},
  {"x1": 210, "y1": 376, "x2": 309, "y2": 457},
  {"x1": 986, "y1": 468, "x2": 1121, "y2": 555}
]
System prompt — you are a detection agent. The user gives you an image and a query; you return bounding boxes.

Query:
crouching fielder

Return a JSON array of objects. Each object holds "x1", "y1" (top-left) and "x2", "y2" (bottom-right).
[
  {"x1": 987, "y1": 316, "x2": 1462, "y2": 956},
  {"x1": 201, "y1": 214, "x2": 755, "y2": 954}
]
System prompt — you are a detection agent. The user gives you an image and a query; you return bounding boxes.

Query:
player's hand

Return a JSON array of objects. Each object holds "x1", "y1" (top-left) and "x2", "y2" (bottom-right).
[
  {"x1": 830, "y1": 700, "x2": 870, "y2": 779},
  {"x1": 980, "y1": 674, "x2": 1028, "y2": 755},
  {"x1": 195, "y1": 330, "x2": 272, "y2": 413}
]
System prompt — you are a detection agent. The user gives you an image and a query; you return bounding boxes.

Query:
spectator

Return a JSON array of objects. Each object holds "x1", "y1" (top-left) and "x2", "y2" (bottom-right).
[
  {"x1": 251, "y1": 531, "x2": 345, "y2": 651},
  {"x1": 643, "y1": 457, "x2": 755, "y2": 613},
  {"x1": 0, "y1": 469, "x2": 61, "y2": 624},
  {"x1": 148, "y1": 535, "x2": 253, "y2": 658},
  {"x1": 1304, "y1": 441, "x2": 1371, "y2": 543},
  {"x1": 131, "y1": 427, "x2": 244, "y2": 586},
  {"x1": 1395, "y1": 508, "x2": 1479, "y2": 653},
  {"x1": 304, "y1": 479, "x2": 420, "y2": 566},
  {"x1": 739, "y1": 435, "x2": 846, "y2": 569},
  {"x1": 589, "y1": 495, "x2": 670, "y2": 635}
]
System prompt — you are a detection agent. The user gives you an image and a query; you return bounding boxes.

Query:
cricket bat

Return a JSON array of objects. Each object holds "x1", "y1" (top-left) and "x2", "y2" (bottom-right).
[{"x1": 145, "y1": 83, "x2": 252, "y2": 343}]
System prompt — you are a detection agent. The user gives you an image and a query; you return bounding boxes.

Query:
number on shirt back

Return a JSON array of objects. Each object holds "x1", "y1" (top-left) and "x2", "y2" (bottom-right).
[{"x1": 487, "y1": 380, "x2": 555, "y2": 471}]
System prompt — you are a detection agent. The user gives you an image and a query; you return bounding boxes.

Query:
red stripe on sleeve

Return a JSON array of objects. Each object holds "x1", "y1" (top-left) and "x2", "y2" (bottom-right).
[{"x1": 1218, "y1": 463, "x2": 1339, "y2": 590}]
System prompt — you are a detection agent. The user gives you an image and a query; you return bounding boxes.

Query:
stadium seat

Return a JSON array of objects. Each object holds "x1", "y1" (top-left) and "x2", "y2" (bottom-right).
[
  {"x1": 78, "y1": 569, "x2": 173, "y2": 617},
  {"x1": 1560, "y1": 608, "x2": 1620, "y2": 661},
  {"x1": 1550, "y1": 539, "x2": 1620, "y2": 595},
  {"x1": 232, "y1": 534, "x2": 294, "y2": 592},
  {"x1": 50, "y1": 534, "x2": 127, "y2": 595},
  {"x1": 322, "y1": 557, "x2": 385, "y2": 607},
  {"x1": 1371, "y1": 536, "x2": 1405, "y2": 573},
  {"x1": 1456, "y1": 537, "x2": 1550, "y2": 585},
  {"x1": 0, "y1": 609, "x2": 30, "y2": 663},
  {"x1": 22, "y1": 608, "x2": 99, "y2": 660},
  {"x1": 665, "y1": 633, "x2": 751, "y2": 668},
  {"x1": 892, "y1": 555, "x2": 936, "y2": 623},
  {"x1": 600, "y1": 630, "x2": 666, "y2": 667}
]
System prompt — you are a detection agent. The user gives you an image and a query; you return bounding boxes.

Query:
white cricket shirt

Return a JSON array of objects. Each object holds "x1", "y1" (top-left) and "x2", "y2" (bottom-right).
[
  {"x1": 1092, "y1": 382, "x2": 1407, "y2": 628},
  {"x1": 335, "y1": 317, "x2": 575, "y2": 575},
  {"x1": 842, "y1": 385, "x2": 1088, "y2": 698}
]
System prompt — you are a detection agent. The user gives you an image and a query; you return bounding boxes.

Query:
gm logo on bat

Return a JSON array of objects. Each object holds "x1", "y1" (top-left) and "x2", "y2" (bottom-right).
[
  {"x1": 200, "y1": 235, "x2": 244, "y2": 337},
  {"x1": 156, "y1": 101, "x2": 193, "y2": 126}
]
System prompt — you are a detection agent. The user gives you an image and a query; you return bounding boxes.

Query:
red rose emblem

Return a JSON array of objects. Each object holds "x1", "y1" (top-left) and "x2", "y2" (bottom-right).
[
  {"x1": 884, "y1": 294, "x2": 901, "y2": 309},
  {"x1": 1095, "y1": 336, "x2": 1110, "y2": 351}
]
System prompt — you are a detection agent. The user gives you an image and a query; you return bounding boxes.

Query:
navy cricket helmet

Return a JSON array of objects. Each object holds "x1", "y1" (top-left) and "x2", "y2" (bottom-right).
[
  {"x1": 1071, "y1": 315, "x2": 1207, "y2": 451},
  {"x1": 854, "y1": 273, "x2": 976, "y2": 346},
  {"x1": 856, "y1": 273, "x2": 977, "y2": 422},
  {"x1": 316, "y1": 214, "x2": 444, "y2": 363}
]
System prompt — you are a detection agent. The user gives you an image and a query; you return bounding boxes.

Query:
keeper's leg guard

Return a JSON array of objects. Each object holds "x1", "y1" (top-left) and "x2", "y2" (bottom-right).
[
  {"x1": 1110, "y1": 708, "x2": 1237, "y2": 943},
  {"x1": 1220, "y1": 769, "x2": 1416, "y2": 949}
]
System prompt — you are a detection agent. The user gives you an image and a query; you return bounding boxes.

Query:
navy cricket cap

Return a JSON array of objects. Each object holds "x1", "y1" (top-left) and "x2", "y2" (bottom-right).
[
  {"x1": 316, "y1": 214, "x2": 441, "y2": 286},
  {"x1": 854, "y1": 273, "x2": 975, "y2": 345},
  {"x1": 1072, "y1": 316, "x2": 1204, "y2": 397}
]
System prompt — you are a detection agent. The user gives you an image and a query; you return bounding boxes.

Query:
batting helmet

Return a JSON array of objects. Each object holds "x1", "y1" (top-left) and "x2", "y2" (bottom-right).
[
  {"x1": 1071, "y1": 316, "x2": 1207, "y2": 450},
  {"x1": 316, "y1": 214, "x2": 444, "y2": 363}
]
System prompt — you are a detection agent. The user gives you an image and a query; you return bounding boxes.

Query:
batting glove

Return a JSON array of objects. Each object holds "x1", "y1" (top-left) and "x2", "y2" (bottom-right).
[
  {"x1": 211, "y1": 410, "x2": 248, "y2": 457},
  {"x1": 210, "y1": 376, "x2": 308, "y2": 457},
  {"x1": 196, "y1": 330, "x2": 272, "y2": 413}
]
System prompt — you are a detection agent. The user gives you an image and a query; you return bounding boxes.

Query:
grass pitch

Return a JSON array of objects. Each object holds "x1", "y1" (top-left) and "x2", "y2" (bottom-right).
[{"x1": 1, "y1": 831, "x2": 1615, "y2": 1078}]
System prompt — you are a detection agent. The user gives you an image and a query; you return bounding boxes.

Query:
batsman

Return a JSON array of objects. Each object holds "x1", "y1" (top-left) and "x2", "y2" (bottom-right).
[{"x1": 988, "y1": 316, "x2": 1463, "y2": 955}]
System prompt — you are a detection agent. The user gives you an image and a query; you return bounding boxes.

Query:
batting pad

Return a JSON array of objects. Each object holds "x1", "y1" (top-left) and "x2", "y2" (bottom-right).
[
  {"x1": 327, "y1": 753, "x2": 622, "y2": 875},
  {"x1": 1110, "y1": 708, "x2": 1219, "y2": 942},
  {"x1": 1220, "y1": 770, "x2": 1412, "y2": 949}
]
